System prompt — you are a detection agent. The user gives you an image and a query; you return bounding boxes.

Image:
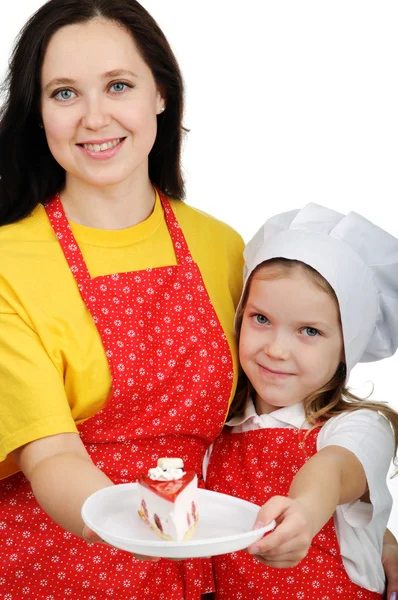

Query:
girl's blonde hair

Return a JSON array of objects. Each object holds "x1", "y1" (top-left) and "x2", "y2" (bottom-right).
[{"x1": 230, "y1": 258, "x2": 398, "y2": 469}]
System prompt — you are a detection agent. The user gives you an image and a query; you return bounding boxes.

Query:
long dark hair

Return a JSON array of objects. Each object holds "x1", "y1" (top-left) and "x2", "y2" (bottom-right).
[{"x1": 0, "y1": 0, "x2": 185, "y2": 225}]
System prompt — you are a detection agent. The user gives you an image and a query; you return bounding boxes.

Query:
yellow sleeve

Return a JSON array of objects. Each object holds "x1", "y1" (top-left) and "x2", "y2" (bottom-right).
[{"x1": 0, "y1": 288, "x2": 77, "y2": 476}]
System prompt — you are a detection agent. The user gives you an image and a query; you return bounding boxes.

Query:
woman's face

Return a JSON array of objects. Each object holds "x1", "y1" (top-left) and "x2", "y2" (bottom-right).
[{"x1": 41, "y1": 18, "x2": 164, "y2": 190}]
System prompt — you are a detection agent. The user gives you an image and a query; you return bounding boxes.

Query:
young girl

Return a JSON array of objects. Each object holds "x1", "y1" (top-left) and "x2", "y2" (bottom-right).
[{"x1": 206, "y1": 203, "x2": 398, "y2": 599}]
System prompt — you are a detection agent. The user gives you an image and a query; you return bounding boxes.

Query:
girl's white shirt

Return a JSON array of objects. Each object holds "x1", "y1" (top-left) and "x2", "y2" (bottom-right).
[{"x1": 204, "y1": 400, "x2": 394, "y2": 593}]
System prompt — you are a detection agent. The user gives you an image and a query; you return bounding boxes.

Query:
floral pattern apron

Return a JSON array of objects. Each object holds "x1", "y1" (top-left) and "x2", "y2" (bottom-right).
[
  {"x1": 206, "y1": 427, "x2": 383, "y2": 600},
  {"x1": 0, "y1": 192, "x2": 233, "y2": 600}
]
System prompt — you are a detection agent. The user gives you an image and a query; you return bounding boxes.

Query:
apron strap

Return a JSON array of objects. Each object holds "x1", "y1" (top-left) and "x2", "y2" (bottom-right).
[
  {"x1": 45, "y1": 194, "x2": 92, "y2": 285},
  {"x1": 44, "y1": 189, "x2": 195, "y2": 287},
  {"x1": 158, "y1": 190, "x2": 194, "y2": 267}
]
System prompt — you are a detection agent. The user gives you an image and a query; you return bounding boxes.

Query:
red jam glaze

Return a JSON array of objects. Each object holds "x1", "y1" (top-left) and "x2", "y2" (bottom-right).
[
  {"x1": 141, "y1": 499, "x2": 149, "y2": 519},
  {"x1": 154, "y1": 514, "x2": 163, "y2": 532},
  {"x1": 138, "y1": 471, "x2": 196, "y2": 503},
  {"x1": 192, "y1": 501, "x2": 197, "y2": 521}
]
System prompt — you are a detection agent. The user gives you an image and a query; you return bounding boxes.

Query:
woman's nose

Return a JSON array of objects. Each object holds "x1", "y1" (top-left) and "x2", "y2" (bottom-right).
[{"x1": 81, "y1": 97, "x2": 111, "y2": 131}]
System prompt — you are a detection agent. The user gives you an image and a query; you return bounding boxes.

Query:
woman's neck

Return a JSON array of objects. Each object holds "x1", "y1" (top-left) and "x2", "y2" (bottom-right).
[{"x1": 60, "y1": 175, "x2": 156, "y2": 230}]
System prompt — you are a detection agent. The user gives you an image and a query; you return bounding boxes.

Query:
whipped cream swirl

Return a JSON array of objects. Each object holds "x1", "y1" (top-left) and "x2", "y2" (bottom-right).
[{"x1": 148, "y1": 467, "x2": 185, "y2": 481}]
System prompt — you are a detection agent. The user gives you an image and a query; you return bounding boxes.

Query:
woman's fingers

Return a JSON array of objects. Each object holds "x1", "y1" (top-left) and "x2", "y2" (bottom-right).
[
  {"x1": 82, "y1": 525, "x2": 104, "y2": 544},
  {"x1": 133, "y1": 554, "x2": 161, "y2": 562},
  {"x1": 82, "y1": 526, "x2": 160, "y2": 561}
]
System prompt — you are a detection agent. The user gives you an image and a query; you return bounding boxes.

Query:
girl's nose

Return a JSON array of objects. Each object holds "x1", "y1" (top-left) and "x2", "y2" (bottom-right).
[{"x1": 263, "y1": 332, "x2": 290, "y2": 361}]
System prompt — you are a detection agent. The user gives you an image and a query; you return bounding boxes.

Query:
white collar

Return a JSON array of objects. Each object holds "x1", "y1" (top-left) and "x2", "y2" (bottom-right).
[{"x1": 226, "y1": 398, "x2": 309, "y2": 429}]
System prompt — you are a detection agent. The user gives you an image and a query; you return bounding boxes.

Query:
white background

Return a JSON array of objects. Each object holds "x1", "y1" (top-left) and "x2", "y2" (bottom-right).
[{"x1": 1, "y1": 1, "x2": 397, "y2": 535}]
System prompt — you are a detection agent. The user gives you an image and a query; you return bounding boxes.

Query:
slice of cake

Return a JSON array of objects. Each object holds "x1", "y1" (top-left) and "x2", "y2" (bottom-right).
[{"x1": 138, "y1": 457, "x2": 199, "y2": 541}]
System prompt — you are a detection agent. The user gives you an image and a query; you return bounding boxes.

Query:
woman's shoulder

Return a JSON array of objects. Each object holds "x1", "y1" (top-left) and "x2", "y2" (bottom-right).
[
  {"x1": 0, "y1": 205, "x2": 58, "y2": 295},
  {"x1": 169, "y1": 198, "x2": 244, "y2": 247},
  {"x1": 0, "y1": 204, "x2": 53, "y2": 245}
]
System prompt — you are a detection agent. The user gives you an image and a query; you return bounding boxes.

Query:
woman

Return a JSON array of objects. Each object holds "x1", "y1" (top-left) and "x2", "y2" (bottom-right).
[
  {"x1": 0, "y1": 1, "x2": 397, "y2": 599},
  {"x1": 0, "y1": 1, "x2": 243, "y2": 598}
]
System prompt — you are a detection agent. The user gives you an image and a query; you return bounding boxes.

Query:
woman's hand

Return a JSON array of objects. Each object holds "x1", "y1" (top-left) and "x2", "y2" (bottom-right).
[
  {"x1": 382, "y1": 530, "x2": 398, "y2": 600},
  {"x1": 247, "y1": 495, "x2": 314, "y2": 568},
  {"x1": 82, "y1": 525, "x2": 161, "y2": 562}
]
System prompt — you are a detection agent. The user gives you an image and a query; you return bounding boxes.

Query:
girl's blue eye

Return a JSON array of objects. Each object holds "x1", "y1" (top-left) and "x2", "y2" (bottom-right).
[
  {"x1": 303, "y1": 327, "x2": 319, "y2": 337},
  {"x1": 255, "y1": 314, "x2": 269, "y2": 325},
  {"x1": 111, "y1": 82, "x2": 127, "y2": 93},
  {"x1": 55, "y1": 89, "x2": 75, "y2": 101}
]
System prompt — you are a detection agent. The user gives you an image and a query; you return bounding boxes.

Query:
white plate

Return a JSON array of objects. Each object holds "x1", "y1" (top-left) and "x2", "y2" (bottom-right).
[{"x1": 81, "y1": 483, "x2": 275, "y2": 559}]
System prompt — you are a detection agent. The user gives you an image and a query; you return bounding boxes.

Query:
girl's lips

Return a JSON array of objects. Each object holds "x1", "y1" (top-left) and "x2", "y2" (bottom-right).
[
  {"x1": 258, "y1": 364, "x2": 294, "y2": 378},
  {"x1": 77, "y1": 137, "x2": 126, "y2": 161}
]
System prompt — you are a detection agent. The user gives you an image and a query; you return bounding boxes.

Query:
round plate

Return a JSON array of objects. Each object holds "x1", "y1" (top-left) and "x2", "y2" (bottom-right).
[{"x1": 81, "y1": 483, "x2": 275, "y2": 559}]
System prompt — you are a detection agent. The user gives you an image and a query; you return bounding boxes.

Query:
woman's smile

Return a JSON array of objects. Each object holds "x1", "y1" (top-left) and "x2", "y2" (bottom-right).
[{"x1": 76, "y1": 136, "x2": 126, "y2": 160}]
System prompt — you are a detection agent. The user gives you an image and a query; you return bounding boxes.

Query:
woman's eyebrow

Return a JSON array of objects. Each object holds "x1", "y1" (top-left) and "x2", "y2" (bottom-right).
[{"x1": 43, "y1": 70, "x2": 138, "y2": 93}]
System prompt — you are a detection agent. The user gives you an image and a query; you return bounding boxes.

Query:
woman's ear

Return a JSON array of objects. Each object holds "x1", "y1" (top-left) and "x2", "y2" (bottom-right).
[{"x1": 156, "y1": 87, "x2": 166, "y2": 115}]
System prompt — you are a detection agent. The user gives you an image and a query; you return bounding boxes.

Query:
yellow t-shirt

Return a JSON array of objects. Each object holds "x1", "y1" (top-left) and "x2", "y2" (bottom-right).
[{"x1": 0, "y1": 193, "x2": 244, "y2": 479}]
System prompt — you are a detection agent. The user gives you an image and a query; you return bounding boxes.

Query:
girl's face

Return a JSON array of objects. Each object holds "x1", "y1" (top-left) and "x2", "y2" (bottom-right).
[
  {"x1": 41, "y1": 18, "x2": 164, "y2": 190},
  {"x1": 239, "y1": 269, "x2": 344, "y2": 415}
]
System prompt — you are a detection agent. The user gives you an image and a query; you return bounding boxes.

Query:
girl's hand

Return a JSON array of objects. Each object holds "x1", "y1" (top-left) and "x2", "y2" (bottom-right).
[
  {"x1": 82, "y1": 525, "x2": 160, "y2": 562},
  {"x1": 382, "y1": 532, "x2": 398, "y2": 600},
  {"x1": 247, "y1": 496, "x2": 314, "y2": 568}
]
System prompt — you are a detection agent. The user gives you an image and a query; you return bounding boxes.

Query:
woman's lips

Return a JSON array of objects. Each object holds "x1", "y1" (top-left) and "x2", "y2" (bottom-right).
[{"x1": 77, "y1": 137, "x2": 126, "y2": 160}]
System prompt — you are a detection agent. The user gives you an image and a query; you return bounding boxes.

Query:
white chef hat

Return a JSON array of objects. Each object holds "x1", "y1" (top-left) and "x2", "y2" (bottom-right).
[{"x1": 237, "y1": 203, "x2": 398, "y2": 376}]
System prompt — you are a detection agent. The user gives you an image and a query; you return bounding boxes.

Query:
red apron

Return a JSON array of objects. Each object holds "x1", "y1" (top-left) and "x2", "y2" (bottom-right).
[
  {"x1": 206, "y1": 427, "x2": 383, "y2": 600},
  {"x1": 0, "y1": 192, "x2": 233, "y2": 600}
]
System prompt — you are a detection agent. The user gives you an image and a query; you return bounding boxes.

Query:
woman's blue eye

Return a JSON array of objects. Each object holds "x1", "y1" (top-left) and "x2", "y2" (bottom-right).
[
  {"x1": 111, "y1": 82, "x2": 127, "y2": 93},
  {"x1": 255, "y1": 314, "x2": 268, "y2": 325},
  {"x1": 55, "y1": 89, "x2": 75, "y2": 101},
  {"x1": 303, "y1": 327, "x2": 319, "y2": 337}
]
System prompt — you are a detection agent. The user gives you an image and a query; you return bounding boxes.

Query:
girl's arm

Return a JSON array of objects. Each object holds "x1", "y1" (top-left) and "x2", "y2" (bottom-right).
[
  {"x1": 383, "y1": 529, "x2": 398, "y2": 600},
  {"x1": 247, "y1": 444, "x2": 366, "y2": 567}
]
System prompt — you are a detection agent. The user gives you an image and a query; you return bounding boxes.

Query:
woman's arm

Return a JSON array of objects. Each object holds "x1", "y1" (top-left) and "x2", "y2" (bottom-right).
[
  {"x1": 247, "y1": 444, "x2": 366, "y2": 567},
  {"x1": 383, "y1": 529, "x2": 398, "y2": 600},
  {"x1": 12, "y1": 432, "x2": 113, "y2": 538},
  {"x1": 13, "y1": 432, "x2": 160, "y2": 561}
]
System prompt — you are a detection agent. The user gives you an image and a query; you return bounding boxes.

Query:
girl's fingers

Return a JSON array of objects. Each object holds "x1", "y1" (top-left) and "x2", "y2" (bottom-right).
[
  {"x1": 248, "y1": 516, "x2": 309, "y2": 555},
  {"x1": 254, "y1": 552, "x2": 305, "y2": 569},
  {"x1": 253, "y1": 496, "x2": 290, "y2": 529},
  {"x1": 254, "y1": 535, "x2": 308, "y2": 558}
]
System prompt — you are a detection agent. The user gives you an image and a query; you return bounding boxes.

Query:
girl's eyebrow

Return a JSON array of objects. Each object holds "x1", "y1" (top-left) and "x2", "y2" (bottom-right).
[
  {"x1": 245, "y1": 303, "x2": 334, "y2": 331},
  {"x1": 43, "y1": 69, "x2": 138, "y2": 93},
  {"x1": 245, "y1": 301, "x2": 267, "y2": 314}
]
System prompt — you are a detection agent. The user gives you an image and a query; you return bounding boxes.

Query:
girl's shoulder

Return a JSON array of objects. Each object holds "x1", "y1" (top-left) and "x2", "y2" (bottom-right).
[
  {"x1": 323, "y1": 407, "x2": 392, "y2": 426},
  {"x1": 318, "y1": 408, "x2": 394, "y2": 456}
]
